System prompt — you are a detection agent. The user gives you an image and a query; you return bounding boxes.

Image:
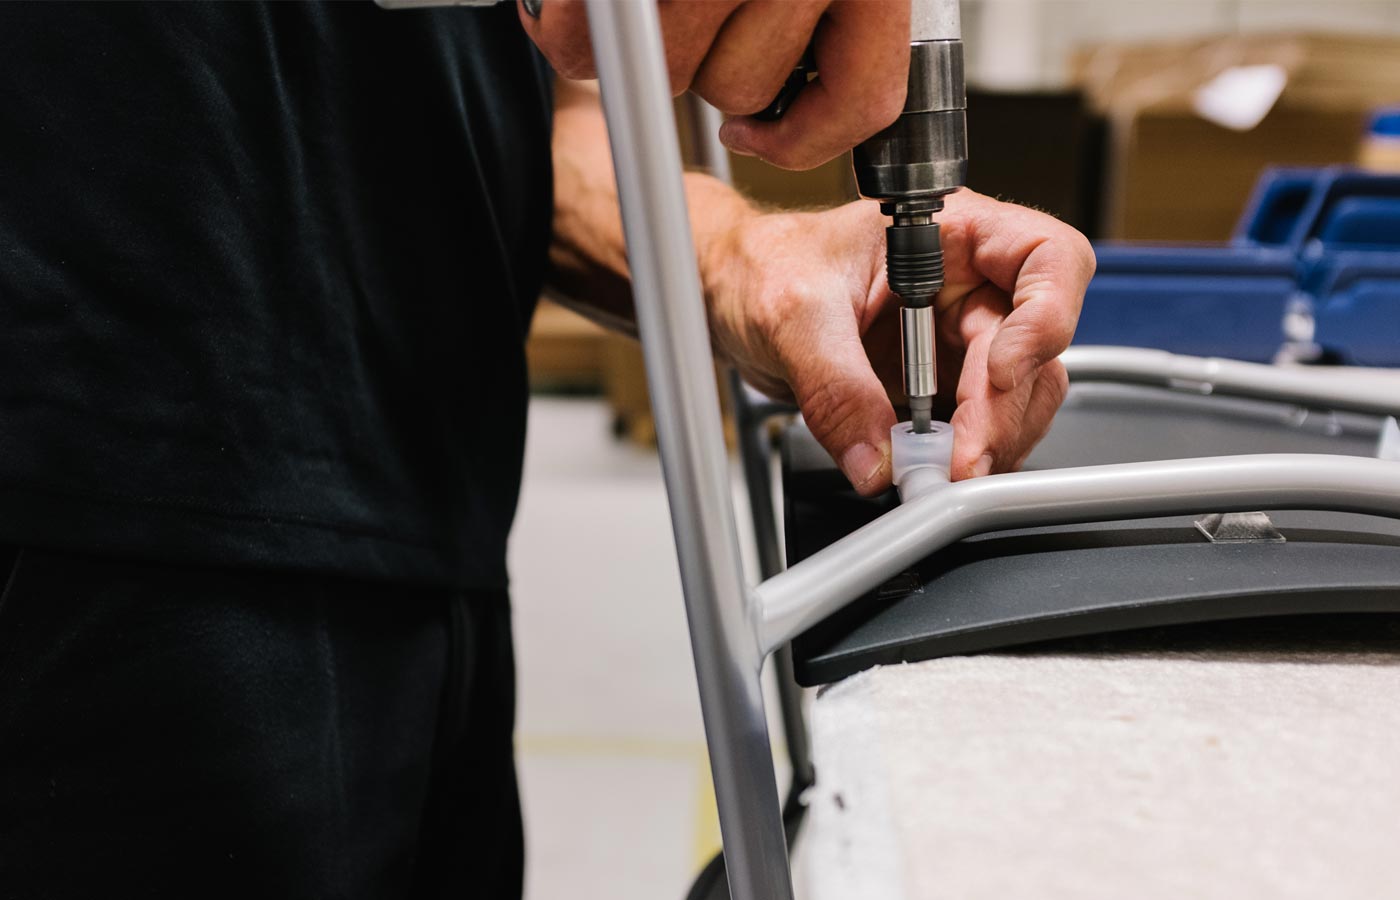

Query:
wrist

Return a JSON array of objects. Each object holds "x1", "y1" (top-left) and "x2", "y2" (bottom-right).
[
  {"x1": 684, "y1": 171, "x2": 760, "y2": 294},
  {"x1": 684, "y1": 173, "x2": 768, "y2": 370}
]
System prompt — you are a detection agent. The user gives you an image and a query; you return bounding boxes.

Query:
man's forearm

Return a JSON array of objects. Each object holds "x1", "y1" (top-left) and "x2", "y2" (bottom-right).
[{"x1": 546, "y1": 78, "x2": 755, "y2": 332}]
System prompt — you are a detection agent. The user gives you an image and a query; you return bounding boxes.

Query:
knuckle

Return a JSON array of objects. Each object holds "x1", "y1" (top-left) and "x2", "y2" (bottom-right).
[
  {"x1": 543, "y1": 40, "x2": 596, "y2": 79},
  {"x1": 1040, "y1": 302, "x2": 1077, "y2": 347},
  {"x1": 866, "y1": 90, "x2": 905, "y2": 134},
  {"x1": 669, "y1": 66, "x2": 694, "y2": 96},
  {"x1": 1078, "y1": 233, "x2": 1098, "y2": 280},
  {"x1": 1053, "y1": 226, "x2": 1096, "y2": 282},
  {"x1": 750, "y1": 300, "x2": 783, "y2": 348},
  {"x1": 1036, "y1": 362, "x2": 1071, "y2": 415},
  {"x1": 698, "y1": 81, "x2": 769, "y2": 117},
  {"x1": 666, "y1": 49, "x2": 706, "y2": 96},
  {"x1": 754, "y1": 286, "x2": 802, "y2": 345},
  {"x1": 727, "y1": 83, "x2": 779, "y2": 117}
]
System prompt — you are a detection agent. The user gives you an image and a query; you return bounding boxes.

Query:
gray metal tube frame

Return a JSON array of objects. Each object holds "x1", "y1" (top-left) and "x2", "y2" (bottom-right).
[
  {"x1": 1062, "y1": 346, "x2": 1400, "y2": 418},
  {"x1": 587, "y1": 3, "x2": 1400, "y2": 896},
  {"x1": 585, "y1": 3, "x2": 795, "y2": 899},
  {"x1": 726, "y1": 370, "x2": 815, "y2": 791},
  {"x1": 683, "y1": 87, "x2": 817, "y2": 810},
  {"x1": 756, "y1": 453, "x2": 1400, "y2": 652}
]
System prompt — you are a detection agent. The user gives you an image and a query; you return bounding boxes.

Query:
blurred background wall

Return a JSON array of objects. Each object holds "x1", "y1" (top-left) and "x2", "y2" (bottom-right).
[{"x1": 962, "y1": 0, "x2": 1400, "y2": 91}]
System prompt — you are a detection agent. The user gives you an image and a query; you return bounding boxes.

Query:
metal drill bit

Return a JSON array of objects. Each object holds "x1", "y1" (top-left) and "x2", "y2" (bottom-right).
[
  {"x1": 900, "y1": 304, "x2": 937, "y2": 433},
  {"x1": 910, "y1": 396, "x2": 934, "y2": 434}
]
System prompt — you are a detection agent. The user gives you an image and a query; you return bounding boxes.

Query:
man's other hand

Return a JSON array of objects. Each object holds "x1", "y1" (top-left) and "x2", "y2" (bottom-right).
[
  {"x1": 701, "y1": 191, "x2": 1096, "y2": 495},
  {"x1": 519, "y1": 0, "x2": 910, "y2": 170}
]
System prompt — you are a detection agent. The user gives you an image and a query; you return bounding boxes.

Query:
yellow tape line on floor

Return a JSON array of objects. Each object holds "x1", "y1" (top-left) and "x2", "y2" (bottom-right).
[
  {"x1": 518, "y1": 734, "x2": 791, "y2": 872},
  {"x1": 517, "y1": 733, "x2": 722, "y2": 867}
]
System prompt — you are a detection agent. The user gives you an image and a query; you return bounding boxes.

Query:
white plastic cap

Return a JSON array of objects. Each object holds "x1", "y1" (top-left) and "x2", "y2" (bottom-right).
[{"x1": 891, "y1": 420, "x2": 955, "y2": 488}]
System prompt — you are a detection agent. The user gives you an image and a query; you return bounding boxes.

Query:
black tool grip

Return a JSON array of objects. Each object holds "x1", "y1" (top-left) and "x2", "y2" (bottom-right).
[{"x1": 751, "y1": 47, "x2": 817, "y2": 122}]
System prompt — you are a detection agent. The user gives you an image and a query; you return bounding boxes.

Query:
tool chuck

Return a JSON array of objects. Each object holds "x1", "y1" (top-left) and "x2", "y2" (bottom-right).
[
  {"x1": 887, "y1": 211, "x2": 943, "y2": 432},
  {"x1": 851, "y1": 0, "x2": 966, "y2": 434}
]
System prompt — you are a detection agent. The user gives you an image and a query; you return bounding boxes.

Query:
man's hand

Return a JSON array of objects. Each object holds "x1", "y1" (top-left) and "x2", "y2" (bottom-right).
[
  {"x1": 519, "y1": 0, "x2": 910, "y2": 170},
  {"x1": 544, "y1": 80, "x2": 1092, "y2": 492},
  {"x1": 701, "y1": 191, "x2": 1096, "y2": 495}
]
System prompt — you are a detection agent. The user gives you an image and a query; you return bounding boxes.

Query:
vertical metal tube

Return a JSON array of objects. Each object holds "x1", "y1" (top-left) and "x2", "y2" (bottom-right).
[
  {"x1": 584, "y1": 3, "x2": 795, "y2": 898},
  {"x1": 684, "y1": 88, "x2": 816, "y2": 821},
  {"x1": 728, "y1": 372, "x2": 815, "y2": 792},
  {"x1": 684, "y1": 94, "x2": 734, "y2": 185}
]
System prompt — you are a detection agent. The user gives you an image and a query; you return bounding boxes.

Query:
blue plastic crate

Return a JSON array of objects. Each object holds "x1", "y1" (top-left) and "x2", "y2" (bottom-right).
[
  {"x1": 1077, "y1": 166, "x2": 1400, "y2": 365},
  {"x1": 1078, "y1": 246, "x2": 1295, "y2": 362},
  {"x1": 1311, "y1": 252, "x2": 1400, "y2": 366}
]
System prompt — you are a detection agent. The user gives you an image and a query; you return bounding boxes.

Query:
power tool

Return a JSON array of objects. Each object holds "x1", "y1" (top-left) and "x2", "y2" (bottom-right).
[{"x1": 851, "y1": 0, "x2": 967, "y2": 433}]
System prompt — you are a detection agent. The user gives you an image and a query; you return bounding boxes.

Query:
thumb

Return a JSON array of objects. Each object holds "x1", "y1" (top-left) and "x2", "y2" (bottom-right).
[{"x1": 785, "y1": 328, "x2": 898, "y2": 497}]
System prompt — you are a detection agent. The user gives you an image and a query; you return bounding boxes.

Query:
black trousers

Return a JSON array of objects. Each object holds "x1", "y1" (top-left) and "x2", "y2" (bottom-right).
[{"x1": 0, "y1": 546, "x2": 522, "y2": 899}]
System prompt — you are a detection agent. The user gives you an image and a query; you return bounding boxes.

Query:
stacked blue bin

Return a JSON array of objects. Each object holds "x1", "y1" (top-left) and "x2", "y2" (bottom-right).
[{"x1": 1076, "y1": 147, "x2": 1400, "y2": 365}]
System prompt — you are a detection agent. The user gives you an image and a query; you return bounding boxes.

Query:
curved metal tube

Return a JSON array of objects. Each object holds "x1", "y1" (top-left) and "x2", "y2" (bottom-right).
[
  {"x1": 756, "y1": 453, "x2": 1400, "y2": 652},
  {"x1": 711, "y1": 347, "x2": 1400, "y2": 424},
  {"x1": 1062, "y1": 346, "x2": 1400, "y2": 418}
]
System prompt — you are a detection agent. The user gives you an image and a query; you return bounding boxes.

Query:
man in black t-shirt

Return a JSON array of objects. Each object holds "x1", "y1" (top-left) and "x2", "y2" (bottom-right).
[{"x1": 0, "y1": 2, "x2": 1093, "y2": 897}]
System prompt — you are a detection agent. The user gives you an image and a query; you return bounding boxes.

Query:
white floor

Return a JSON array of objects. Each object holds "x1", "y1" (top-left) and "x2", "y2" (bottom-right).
[{"x1": 509, "y1": 396, "x2": 793, "y2": 900}]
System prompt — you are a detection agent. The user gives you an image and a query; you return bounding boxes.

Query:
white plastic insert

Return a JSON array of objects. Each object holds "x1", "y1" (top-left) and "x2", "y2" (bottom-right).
[{"x1": 891, "y1": 420, "x2": 954, "y2": 500}]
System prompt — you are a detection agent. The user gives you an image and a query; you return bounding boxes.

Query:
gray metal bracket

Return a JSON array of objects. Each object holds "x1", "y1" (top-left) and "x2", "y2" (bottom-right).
[{"x1": 1195, "y1": 511, "x2": 1287, "y2": 543}]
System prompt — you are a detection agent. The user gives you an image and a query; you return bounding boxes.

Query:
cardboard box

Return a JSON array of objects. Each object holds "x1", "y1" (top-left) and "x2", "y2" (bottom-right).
[
  {"x1": 729, "y1": 151, "x2": 856, "y2": 209},
  {"x1": 525, "y1": 299, "x2": 608, "y2": 391},
  {"x1": 671, "y1": 93, "x2": 858, "y2": 209},
  {"x1": 1073, "y1": 34, "x2": 1400, "y2": 241},
  {"x1": 964, "y1": 89, "x2": 1105, "y2": 236}
]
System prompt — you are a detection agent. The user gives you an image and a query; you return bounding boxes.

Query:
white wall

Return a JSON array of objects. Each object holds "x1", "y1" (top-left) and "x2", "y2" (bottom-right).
[{"x1": 962, "y1": 0, "x2": 1400, "y2": 89}]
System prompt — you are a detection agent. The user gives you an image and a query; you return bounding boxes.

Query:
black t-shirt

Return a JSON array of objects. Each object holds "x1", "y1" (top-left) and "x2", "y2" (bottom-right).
[{"x1": 0, "y1": 2, "x2": 553, "y2": 588}]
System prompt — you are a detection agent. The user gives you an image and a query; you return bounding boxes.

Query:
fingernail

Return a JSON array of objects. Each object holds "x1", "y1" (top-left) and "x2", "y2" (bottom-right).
[
  {"x1": 840, "y1": 442, "x2": 885, "y2": 490},
  {"x1": 1013, "y1": 357, "x2": 1038, "y2": 388},
  {"x1": 971, "y1": 453, "x2": 995, "y2": 479},
  {"x1": 723, "y1": 137, "x2": 757, "y2": 158}
]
